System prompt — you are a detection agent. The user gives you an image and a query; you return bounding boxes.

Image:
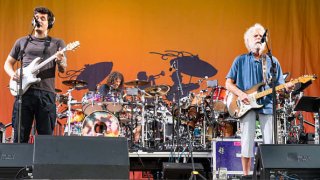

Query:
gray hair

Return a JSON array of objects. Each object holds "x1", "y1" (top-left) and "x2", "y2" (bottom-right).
[{"x1": 244, "y1": 23, "x2": 266, "y2": 52}]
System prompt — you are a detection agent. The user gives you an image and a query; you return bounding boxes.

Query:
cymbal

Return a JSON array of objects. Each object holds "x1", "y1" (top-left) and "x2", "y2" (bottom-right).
[
  {"x1": 56, "y1": 94, "x2": 68, "y2": 104},
  {"x1": 124, "y1": 79, "x2": 150, "y2": 86},
  {"x1": 62, "y1": 80, "x2": 87, "y2": 88},
  {"x1": 55, "y1": 88, "x2": 62, "y2": 93},
  {"x1": 145, "y1": 85, "x2": 170, "y2": 96}
]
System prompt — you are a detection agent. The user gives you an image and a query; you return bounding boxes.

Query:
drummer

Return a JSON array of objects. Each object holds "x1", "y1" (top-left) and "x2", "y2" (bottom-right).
[{"x1": 98, "y1": 71, "x2": 125, "y2": 97}]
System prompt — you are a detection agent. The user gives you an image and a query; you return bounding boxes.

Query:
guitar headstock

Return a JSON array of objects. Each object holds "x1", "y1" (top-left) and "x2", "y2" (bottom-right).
[
  {"x1": 297, "y1": 74, "x2": 317, "y2": 83},
  {"x1": 65, "y1": 41, "x2": 80, "y2": 51}
]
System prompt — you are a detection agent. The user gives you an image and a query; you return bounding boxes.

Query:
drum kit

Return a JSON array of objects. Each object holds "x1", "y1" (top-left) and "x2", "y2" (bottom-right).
[{"x1": 55, "y1": 78, "x2": 240, "y2": 150}]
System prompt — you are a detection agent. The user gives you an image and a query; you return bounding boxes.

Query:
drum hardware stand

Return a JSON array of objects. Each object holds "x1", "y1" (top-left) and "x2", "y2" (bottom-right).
[
  {"x1": 170, "y1": 95, "x2": 177, "y2": 148},
  {"x1": 129, "y1": 87, "x2": 146, "y2": 148},
  {"x1": 65, "y1": 87, "x2": 76, "y2": 136},
  {"x1": 187, "y1": 123, "x2": 207, "y2": 180},
  {"x1": 140, "y1": 90, "x2": 146, "y2": 148},
  {"x1": 125, "y1": 87, "x2": 141, "y2": 148},
  {"x1": 153, "y1": 95, "x2": 160, "y2": 143},
  {"x1": 208, "y1": 87, "x2": 219, "y2": 140},
  {"x1": 127, "y1": 100, "x2": 135, "y2": 148},
  {"x1": 157, "y1": 99, "x2": 167, "y2": 144},
  {"x1": 199, "y1": 95, "x2": 208, "y2": 149}
]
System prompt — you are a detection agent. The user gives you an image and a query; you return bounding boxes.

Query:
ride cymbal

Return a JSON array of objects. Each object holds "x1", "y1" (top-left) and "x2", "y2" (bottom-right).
[
  {"x1": 145, "y1": 85, "x2": 170, "y2": 96},
  {"x1": 62, "y1": 80, "x2": 87, "y2": 88}
]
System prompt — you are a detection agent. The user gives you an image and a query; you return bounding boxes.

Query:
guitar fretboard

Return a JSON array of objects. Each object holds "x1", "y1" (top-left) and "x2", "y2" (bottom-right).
[{"x1": 254, "y1": 78, "x2": 308, "y2": 99}]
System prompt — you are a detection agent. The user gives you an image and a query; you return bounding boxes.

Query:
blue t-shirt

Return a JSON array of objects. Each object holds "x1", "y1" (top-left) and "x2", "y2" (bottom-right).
[{"x1": 226, "y1": 52, "x2": 285, "y2": 114}]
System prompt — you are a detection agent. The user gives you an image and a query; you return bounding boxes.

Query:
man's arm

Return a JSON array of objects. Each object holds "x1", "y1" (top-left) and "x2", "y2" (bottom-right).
[
  {"x1": 55, "y1": 50, "x2": 67, "y2": 73},
  {"x1": 225, "y1": 78, "x2": 250, "y2": 105},
  {"x1": 4, "y1": 55, "x2": 19, "y2": 81}
]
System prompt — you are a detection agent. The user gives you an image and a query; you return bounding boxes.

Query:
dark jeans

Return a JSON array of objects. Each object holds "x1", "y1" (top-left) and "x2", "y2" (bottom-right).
[{"x1": 12, "y1": 89, "x2": 56, "y2": 143}]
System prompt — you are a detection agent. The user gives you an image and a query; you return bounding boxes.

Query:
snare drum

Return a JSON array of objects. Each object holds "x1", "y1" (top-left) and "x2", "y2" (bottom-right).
[
  {"x1": 82, "y1": 110, "x2": 121, "y2": 137},
  {"x1": 82, "y1": 91, "x2": 103, "y2": 115}
]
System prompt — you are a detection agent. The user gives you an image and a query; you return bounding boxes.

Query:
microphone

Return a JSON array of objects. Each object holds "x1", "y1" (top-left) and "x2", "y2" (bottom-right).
[
  {"x1": 198, "y1": 76, "x2": 208, "y2": 83},
  {"x1": 33, "y1": 16, "x2": 41, "y2": 28},
  {"x1": 261, "y1": 29, "x2": 268, "y2": 43}
]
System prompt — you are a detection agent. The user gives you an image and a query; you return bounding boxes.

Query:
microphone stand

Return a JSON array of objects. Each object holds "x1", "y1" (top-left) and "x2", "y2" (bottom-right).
[
  {"x1": 16, "y1": 28, "x2": 35, "y2": 143},
  {"x1": 264, "y1": 39, "x2": 278, "y2": 144},
  {"x1": 173, "y1": 60, "x2": 183, "y2": 148}
]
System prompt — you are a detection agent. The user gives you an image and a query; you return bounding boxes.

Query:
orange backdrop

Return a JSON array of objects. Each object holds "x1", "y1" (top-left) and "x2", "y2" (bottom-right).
[{"x1": 1, "y1": 0, "x2": 319, "y2": 136}]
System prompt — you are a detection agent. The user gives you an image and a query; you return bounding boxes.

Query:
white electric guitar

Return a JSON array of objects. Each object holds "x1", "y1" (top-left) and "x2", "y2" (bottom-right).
[
  {"x1": 9, "y1": 41, "x2": 80, "y2": 96},
  {"x1": 226, "y1": 75, "x2": 317, "y2": 118}
]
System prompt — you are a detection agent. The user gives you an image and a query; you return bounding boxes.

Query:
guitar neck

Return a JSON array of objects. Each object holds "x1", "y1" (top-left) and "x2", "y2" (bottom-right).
[
  {"x1": 31, "y1": 48, "x2": 67, "y2": 73},
  {"x1": 254, "y1": 79, "x2": 300, "y2": 99}
]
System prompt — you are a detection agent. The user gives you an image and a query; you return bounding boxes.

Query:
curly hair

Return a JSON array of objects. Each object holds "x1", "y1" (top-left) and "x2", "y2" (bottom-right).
[{"x1": 106, "y1": 71, "x2": 124, "y2": 88}]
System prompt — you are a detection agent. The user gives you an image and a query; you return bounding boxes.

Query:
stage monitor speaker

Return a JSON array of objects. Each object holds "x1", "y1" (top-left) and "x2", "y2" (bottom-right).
[
  {"x1": 0, "y1": 143, "x2": 33, "y2": 178},
  {"x1": 163, "y1": 162, "x2": 204, "y2": 180},
  {"x1": 32, "y1": 135, "x2": 129, "y2": 179},
  {"x1": 254, "y1": 144, "x2": 320, "y2": 180}
]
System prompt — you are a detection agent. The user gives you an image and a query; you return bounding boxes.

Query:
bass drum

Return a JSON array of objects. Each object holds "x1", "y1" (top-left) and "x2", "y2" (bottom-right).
[{"x1": 82, "y1": 111, "x2": 121, "y2": 137}]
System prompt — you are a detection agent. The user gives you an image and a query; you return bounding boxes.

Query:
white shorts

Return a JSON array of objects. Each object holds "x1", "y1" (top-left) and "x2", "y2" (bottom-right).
[{"x1": 240, "y1": 110, "x2": 273, "y2": 157}]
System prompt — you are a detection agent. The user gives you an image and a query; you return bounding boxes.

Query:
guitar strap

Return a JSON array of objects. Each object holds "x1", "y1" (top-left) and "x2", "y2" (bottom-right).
[
  {"x1": 41, "y1": 36, "x2": 52, "y2": 59},
  {"x1": 261, "y1": 54, "x2": 268, "y2": 84}
]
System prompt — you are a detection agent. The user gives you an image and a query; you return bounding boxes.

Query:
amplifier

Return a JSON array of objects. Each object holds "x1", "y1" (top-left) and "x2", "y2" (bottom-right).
[
  {"x1": 32, "y1": 135, "x2": 129, "y2": 179},
  {"x1": 254, "y1": 144, "x2": 320, "y2": 179},
  {"x1": 0, "y1": 143, "x2": 33, "y2": 178}
]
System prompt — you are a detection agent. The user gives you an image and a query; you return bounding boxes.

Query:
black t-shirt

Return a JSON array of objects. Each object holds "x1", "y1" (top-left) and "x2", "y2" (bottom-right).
[
  {"x1": 98, "y1": 84, "x2": 123, "y2": 96},
  {"x1": 10, "y1": 35, "x2": 65, "y2": 93}
]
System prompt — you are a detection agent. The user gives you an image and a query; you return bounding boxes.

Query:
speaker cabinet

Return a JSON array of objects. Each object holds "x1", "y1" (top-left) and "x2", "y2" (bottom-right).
[
  {"x1": 254, "y1": 144, "x2": 320, "y2": 179},
  {"x1": 32, "y1": 135, "x2": 129, "y2": 179},
  {"x1": 163, "y1": 162, "x2": 204, "y2": 179},
  {"x1": 0, "y1": 143, "x2": 33, "y2": 178}
]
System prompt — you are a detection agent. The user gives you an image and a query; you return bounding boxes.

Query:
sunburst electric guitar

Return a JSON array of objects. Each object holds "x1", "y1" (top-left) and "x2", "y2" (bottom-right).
[
  {"x1": 9, "y1": 41, "x2": 80, "y2": 96},
  {"x1": 226, "y1": 75, "x2": 317, "y2": 118}
]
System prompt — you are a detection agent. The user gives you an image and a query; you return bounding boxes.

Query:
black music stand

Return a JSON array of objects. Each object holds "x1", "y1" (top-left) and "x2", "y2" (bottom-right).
[{"x1": 294, "y1": 96, "x2": 320, "y2": 113}]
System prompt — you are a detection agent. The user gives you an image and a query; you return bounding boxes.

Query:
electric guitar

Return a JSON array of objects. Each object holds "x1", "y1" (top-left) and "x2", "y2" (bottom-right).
[
  {"x1": 9, "y1": 41, "x2": 80, "y2": 96},
  {"x1": 226, "y1": 75, "x2": 317, "y2": 118}
]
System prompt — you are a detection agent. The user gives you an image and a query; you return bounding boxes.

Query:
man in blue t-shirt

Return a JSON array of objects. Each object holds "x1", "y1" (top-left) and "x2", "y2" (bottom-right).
[{"x1": 225, "y1": 23, "x2": 293, "y2": 175}]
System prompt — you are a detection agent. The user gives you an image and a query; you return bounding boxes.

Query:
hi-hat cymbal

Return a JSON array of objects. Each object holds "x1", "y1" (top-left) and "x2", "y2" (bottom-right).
[
  {"x1": 62, "y1": 80, "x2": 87, "y2": 88},
  {"x1": 124, "y1": 79, "x2": 150, "y2": 86},
  {"x1": 145, "y1": 85, "x2": 170, "y2": 96},
  {"x1": 55, "y1": 88, "x2": 62, "y2": 93}
]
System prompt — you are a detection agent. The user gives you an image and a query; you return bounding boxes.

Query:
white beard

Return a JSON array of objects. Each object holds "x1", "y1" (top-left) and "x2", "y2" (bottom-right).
[{"x1": 250, "y1": 42, "x2": 265, "y2": 55}]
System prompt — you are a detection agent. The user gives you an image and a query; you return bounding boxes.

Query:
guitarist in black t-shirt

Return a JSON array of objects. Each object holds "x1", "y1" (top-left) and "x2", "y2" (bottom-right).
[{"x1": 4, "y1": 7, "x2": 67, "y2": 143}]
